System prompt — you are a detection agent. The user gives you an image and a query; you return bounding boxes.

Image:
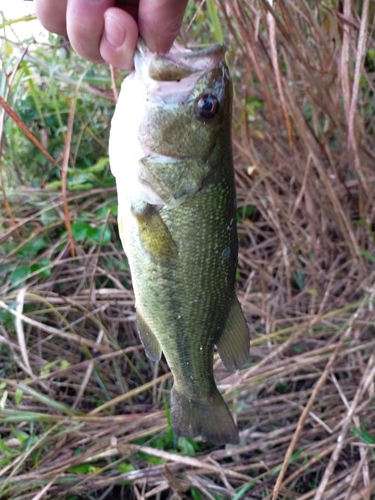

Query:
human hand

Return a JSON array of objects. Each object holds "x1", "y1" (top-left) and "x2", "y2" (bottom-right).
[{"x1": 34, "y1": 0, "x2": 189, "y2": 69}]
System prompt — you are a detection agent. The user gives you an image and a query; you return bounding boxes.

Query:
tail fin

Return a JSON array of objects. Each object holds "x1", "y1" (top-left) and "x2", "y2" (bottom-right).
[{"x1": 171, "y1": 386, "x2": 239, "y2": 445}]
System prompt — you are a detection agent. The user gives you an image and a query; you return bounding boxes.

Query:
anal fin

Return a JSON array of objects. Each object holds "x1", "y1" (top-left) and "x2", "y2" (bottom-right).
[
  {"x1": 217, "y1": 296, "x2": 250, "y2": 371},
  {"x1": 137, "y1": 313, "x2": 162, "y2": 362}
]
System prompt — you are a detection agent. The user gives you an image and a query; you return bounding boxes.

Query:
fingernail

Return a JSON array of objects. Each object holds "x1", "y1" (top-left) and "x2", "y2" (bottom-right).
[{"x1": 104, "y1": 14, "x2": 125, "y2": 47}]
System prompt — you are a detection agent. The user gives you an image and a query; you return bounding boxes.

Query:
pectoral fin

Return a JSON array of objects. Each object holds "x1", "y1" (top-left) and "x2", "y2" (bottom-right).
[
  {"x1": 217, "y1": 296, "x2": 250, "y2": 371},
  {"x1": 137, "y1": 312, "x2": 162, "y2": 361},
  {"x1": 131, "y1": 201, "x2": 178, "y2": 263}
]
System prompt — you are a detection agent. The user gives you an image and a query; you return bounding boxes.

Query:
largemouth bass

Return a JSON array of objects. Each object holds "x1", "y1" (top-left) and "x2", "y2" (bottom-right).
[{"x1": 109, "y1": 40, "x2": 249, "y2": 444}]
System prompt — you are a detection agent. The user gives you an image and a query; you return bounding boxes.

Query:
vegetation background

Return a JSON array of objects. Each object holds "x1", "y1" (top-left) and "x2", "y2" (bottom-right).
[{"x1": 1, "y1": 0, "x2": 374, "y2": 499}]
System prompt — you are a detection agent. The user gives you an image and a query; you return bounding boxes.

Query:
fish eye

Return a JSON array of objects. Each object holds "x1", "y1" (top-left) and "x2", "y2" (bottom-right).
[{"x1": 195, "y1": 93, "x2": 219, "y2": 120}]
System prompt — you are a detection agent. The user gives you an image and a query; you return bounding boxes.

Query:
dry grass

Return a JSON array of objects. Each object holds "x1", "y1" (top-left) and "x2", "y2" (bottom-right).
[{"x1": 1, "y1": 1, "x2": 375, "y2": 499}]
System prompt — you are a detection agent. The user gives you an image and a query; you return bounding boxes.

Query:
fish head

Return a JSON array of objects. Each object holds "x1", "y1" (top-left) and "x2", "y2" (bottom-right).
[
  {"x1": 109, "y1": 40, "x2": 232, "y2": 205},
  {"x1": 135, "y1": 41, "x2": 232, "y2": 159}
]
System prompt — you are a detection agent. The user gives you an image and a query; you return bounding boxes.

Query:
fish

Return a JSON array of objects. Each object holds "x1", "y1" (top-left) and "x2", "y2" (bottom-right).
[{"x1": 109, "y1": 40, "x2": 250, "y2": 445}]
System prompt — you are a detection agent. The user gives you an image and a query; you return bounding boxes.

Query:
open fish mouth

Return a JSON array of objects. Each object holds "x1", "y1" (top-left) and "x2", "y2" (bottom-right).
[
  {"x1": 145, "y1": 42, "x2": 226, "y2": 81},
  {"x1": 133, "y1": 41, "x2": 228, "y2": 105}
]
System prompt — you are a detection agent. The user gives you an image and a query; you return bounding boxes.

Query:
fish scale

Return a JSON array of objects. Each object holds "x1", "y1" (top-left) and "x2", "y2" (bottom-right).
[{"x1": 110, "y1": 40, "x2": 250, "y2": 444}]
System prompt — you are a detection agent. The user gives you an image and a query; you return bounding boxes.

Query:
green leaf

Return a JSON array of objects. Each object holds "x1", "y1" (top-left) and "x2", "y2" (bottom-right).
[
  {"x1": 61, "y1": 360, "x2": 71, "y2": 369},
  {"x1": 99, "y1": 225, "x2": 112, "y2": 245},
  {"x1": 86, "y1": 224, "x2": 111, "y2": 245},
  {"x1": 30, "y1": 258, "x2": 52, "y2": 278},
  {"x1": 18, "y1": 238, "x2": 47, "y2": 258},
  {"x1": 118, "y1": 463, "x2": 135, "y2": 474},
  {"x1": 68, "y1": 463, "x2": 99, "y2": 474},
  {"x1": 292, "y1": 270, "x2": 305, "y2": 290},
  {"x1": 151, "y1": 436, "x2": 170, "y2": 450},
  {"x1": 40, "y1": 208, "x2": 60, "y2": 226},
  {"x1": 86, "y1": 156, "x2": 109, "y2": 172},
  {"x1": 360, "y1": 249, "x2": 375, "y2": 264},
  {"x1": 15, "y1": 387, "x2": 24, "y2": 405},
  {"x1": 106, "y1": 256, "x2": 127, "y2": 271},
  {"x1": 11, "y1": 426, "x2": 29, "y2": 442},
  {"x1": 72, "y1": 221, "x2": 90, "y2": 241},
  {"x1": 178, "y1": 437, "x2": 197, "y2": 456},
  {"x1": 233, "y1": 482, "x2": 255, "y2": 500},
  {"x1": 0, "y1": 310, "x2": 12, "y2": 328},
  {"x1": 191, "y1": 487, "x2": 205, "y2": 500},
  {"x1": 45, "y1": 180, "x2": 62, "y2": 190},
  {"x1": 0, "y1": 390, "x2": 8, "y2": 409},
  {"x1": 40, "y1": 359, "x2": 70, "y2": 376},
  {"x1": 96, "y1": 205, "x2": 117, "y2": 218},
  {"x1": 163, "y1": 391, "x2": 172, "y2": 428},
  {"x1": 0, "y1": 440, "x2": 12, "y2": 454},
  {"x1": 236, "y1": 204, "x2": 255, "y2": 222},
  {"x1": 353, "y1": 427, "x2": 375, "y2": 444},
  {"x1": 147, "y1": 456, "x2": 168, "y2": 465},
  {"x1": 10, "y1": 266, "x2": 30, "y2": 285},
  {"x1": 96, "y1": 206, "x2": 110, "y2": 218},
  {"x1": 118, "y1": 463, "x2": 136, "y2": 485},
  {"x1": 0, "y1": 456, "x2": 12, "y2": 468},
  {"x1": 69, "y1": 182, "x2": 94, "y2": 191},
  {"x1": 292, "y1": 344, "x2": 303, "y2": 354},
  {"x1": 40, "y1": 360, "x2": 60, "y2": 376}
]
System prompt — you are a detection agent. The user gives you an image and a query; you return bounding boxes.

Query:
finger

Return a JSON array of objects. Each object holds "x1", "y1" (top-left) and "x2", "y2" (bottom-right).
[
  {"x1": 66, "y1": 0, "x2": 116, "y2": 63},
  {"x1": 34, "y1": 0, "x2": 68, "y2": 35},
  {"x1": 100, "y1": 7, "x2": 138, "y2": 69},
  {"x1": 138, "y1": 0, "x2": 188, "y2": 53}
]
